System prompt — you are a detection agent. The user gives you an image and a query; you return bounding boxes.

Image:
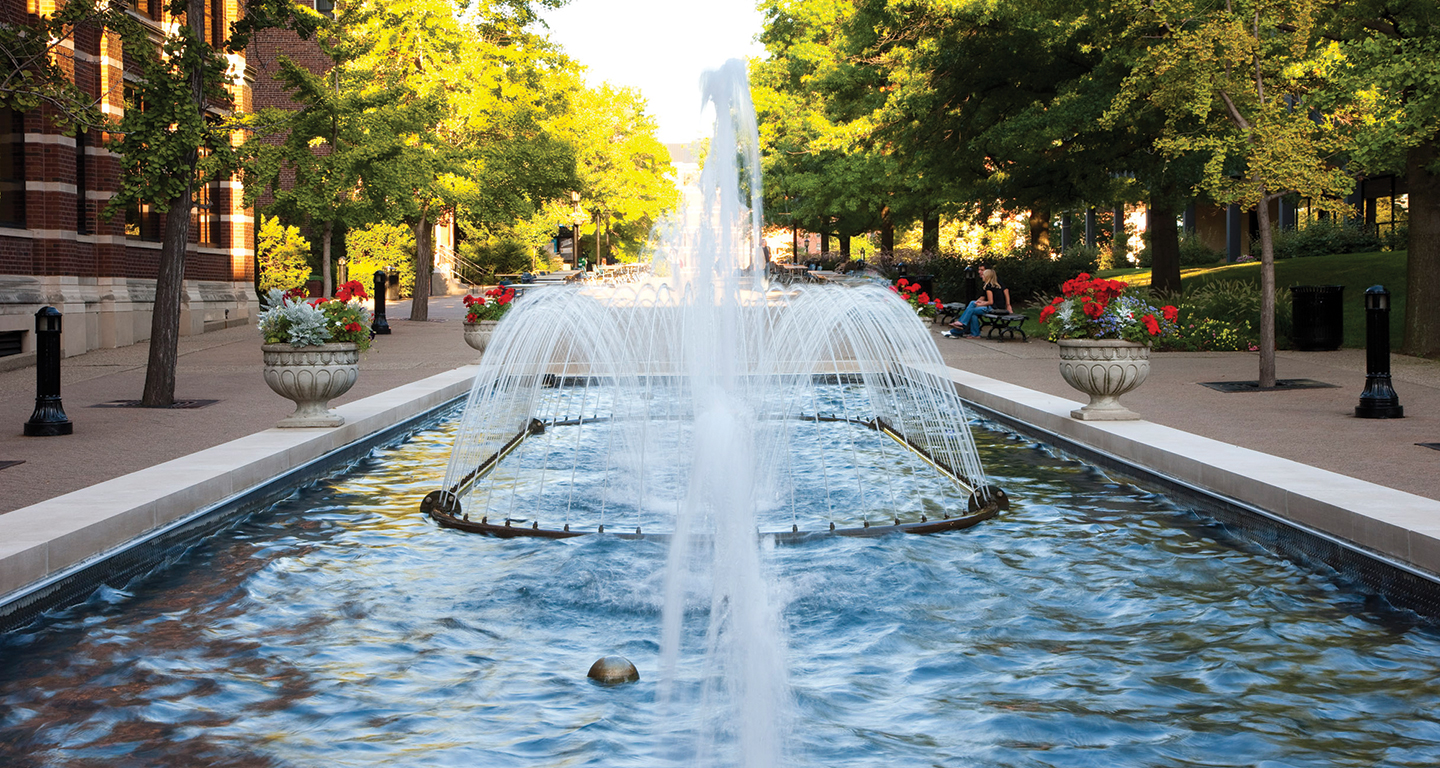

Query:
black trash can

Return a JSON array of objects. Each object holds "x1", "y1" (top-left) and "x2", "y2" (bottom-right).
[
  {"x1": 911, "y1": 274, "x2": 934, "y2": 298},
  {"x1": 1291, "y1": 285, "x2": 1344, "y2": 350}
]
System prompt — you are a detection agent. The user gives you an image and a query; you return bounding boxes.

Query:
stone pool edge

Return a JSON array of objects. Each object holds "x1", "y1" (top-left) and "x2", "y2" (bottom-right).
[
  {"x1": 947, "y1": 366, "x2": 1440, "y2": 588},
  {"x1": 0, "y1": 366, "x2": 478, "y2": 630}
]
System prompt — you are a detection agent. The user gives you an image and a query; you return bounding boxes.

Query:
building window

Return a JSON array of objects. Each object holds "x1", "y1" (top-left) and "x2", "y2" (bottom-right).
[
  {"x1": 76, "y1": 130, "x2": 89, "y2": 234},
  {"x1": 315, "y1": 0, "x2": 335, "y2": 18},
  {"x1": 144, "y1": 0, "x2": 162, "y2": 20},
  {"x1": 127, "y1": 203, "x2": 161, "y2": 241},
  {"x1": 0, "y1": 107, "x2": 24, "y2": 228},
  {"x1": 211, "y1": 0, "x2": 225, "y2": 47},
  {"x1": 194, "y1": 180, "x2": 222, "y2": 246}
]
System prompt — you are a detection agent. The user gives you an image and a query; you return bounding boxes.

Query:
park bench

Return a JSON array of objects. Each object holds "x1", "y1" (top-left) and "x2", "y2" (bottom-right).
[
  {"x1": 935, "y1": 302, "x2": 964, "y2": 326},
  {"x1": 977, "y1": 313, "x2": 1028, "y2": 341}
]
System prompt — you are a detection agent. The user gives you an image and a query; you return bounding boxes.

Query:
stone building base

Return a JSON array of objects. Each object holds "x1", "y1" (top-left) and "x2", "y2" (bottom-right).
[{"x1": 0, "y1": 275, "x2": 257, "y2": 366}]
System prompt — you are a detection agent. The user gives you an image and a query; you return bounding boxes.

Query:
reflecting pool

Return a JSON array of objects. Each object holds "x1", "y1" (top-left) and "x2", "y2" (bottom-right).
[{"x1": 3, "y1": 416, "x2": 1440, "y2": 767}]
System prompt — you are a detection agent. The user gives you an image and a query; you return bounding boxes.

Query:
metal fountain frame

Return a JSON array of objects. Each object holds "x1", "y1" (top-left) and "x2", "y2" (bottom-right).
[{"x1": 421, "y1": 410, "x2": 1009, "y2": 542}]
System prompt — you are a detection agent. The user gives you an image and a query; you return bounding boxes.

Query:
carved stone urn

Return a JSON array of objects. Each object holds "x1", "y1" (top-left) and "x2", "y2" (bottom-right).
[
  {"x1": 261, "y1": 342, "x2": 360, "y2": 428},
  {"x1": 463, "y1": 320, "x2": 499, "y2": 353},
  {"x1": 1056, "y1": 339, "x2": 1150, "y2": 421}
]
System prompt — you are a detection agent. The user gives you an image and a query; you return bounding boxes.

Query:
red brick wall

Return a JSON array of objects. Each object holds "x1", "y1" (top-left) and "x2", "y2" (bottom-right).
[{"x1": 0, "y1": 0, "x2": 256, "y2": 284}]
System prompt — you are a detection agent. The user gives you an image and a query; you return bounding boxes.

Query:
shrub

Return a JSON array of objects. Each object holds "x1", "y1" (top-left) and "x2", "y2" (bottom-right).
[
  {"x1": 1136, "y1": 233, "x2": 1225, "y2": 268},
  {"x1": 459, "y1": 237, "x2": 531, "y2": 281},
  {"x1": 1254, "y1": 219, "x2": 1381, "y2": 260},
  {"x1": 256, "y1": 216, "x2": 312, "y2": 294},
  {"x1": 1168, "y1": 279, "x2": 1292, "y2": 349},
  {"x1": 347, "y1": 222, "x2": 415, "y2": 297}
]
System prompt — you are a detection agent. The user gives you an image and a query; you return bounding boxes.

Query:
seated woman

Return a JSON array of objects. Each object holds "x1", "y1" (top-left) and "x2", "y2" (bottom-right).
[{"x1": 945, "y1": 269, "x2": 1012, "y2": 338}]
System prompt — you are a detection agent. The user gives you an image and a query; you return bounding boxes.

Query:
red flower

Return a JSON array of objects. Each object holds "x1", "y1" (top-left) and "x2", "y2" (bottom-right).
[
  {"x1": 1050, "y1": 296, "x2": 1064, "y2": 306},
  {"x1": 1083, "y1": 301, "x2": 1104, "y2": 319},
  {"x1": 906, "y1": 284, "x2": 920, "y2": 293},
  {"x1": 345, "y1": 322, "x2": 363, "y2": 333},
  {"x1": 918, "y1": 292, "x2": 930, "y2": 304},
  {"x1": 897, "y1": 278, "x2": 909, "y2": 287},
  {"x1": 1039, "y1": 305, "x2": 1056, "y2": 323},
  {"x1": 889, "y1": 285, "x2": 898, "y2": 293},
  {"x1": 284, "y1": 287, "x2": 308, "y2": 300},
  {"x1": 308, "y1": 298, "x2": 326, "y2": 307},
  {"x1": 1142, "y1": 314, "x2": 1161, "y2": 335},
  {"x1": 934, "y1": 300, "x2": 943, "y2": 309},
  {"x1": 1162, "y1": 305, "x2": 1179, "y2": 322}
]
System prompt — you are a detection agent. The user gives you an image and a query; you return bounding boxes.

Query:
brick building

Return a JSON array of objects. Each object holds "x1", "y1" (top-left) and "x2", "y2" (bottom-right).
[{"x1": 0, "y1": 0, "x2": 255, "y2": 365}]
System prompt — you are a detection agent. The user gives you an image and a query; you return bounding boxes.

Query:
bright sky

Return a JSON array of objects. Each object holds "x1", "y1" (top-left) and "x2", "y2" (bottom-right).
[{"x1": 539, "y1": 0, "x2": 767, "y2": 144}]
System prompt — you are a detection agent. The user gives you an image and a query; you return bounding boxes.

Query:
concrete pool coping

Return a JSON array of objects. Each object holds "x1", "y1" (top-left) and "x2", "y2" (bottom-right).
[
  {"x1": 946, "y1": 366, "x2": 1440, "y2": 594},
  {"x1": 0, "y1": 365, "x2": 478, "y2": 630},
  {"x1": 4, "y1": 360, "x2": 1440, "y2": 631}
]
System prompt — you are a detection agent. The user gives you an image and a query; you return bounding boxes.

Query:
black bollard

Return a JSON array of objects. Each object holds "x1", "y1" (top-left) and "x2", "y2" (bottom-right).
[
  {"x1": 371, "y1": 269, "x2": 391, "y2": 335},
  {"x1": 1355, "y1": 285, "x2": 1403, "y2": 419},
  {"x1": 25, "y1": 306, "x2": 72, "y2": 436}
]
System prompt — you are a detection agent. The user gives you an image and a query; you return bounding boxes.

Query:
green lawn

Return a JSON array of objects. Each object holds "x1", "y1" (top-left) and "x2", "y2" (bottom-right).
[{"x1": 1093, "y1": 251, "x2": 1407, "y2": 349}]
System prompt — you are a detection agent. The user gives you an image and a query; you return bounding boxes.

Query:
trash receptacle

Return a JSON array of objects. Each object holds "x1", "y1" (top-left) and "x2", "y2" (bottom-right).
[
  {"x1": 1291, "y1": 285, "x2": 1344, "y2": 350},
  {"x1": 912, "y1": 274, "x2": 934, "y2": 298}
]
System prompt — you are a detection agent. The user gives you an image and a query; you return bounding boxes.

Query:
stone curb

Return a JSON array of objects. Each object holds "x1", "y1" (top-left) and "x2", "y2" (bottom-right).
[
  {"x1": 0, "y1": 365, "x2": 478, "y2": 604},
  {"x1": 947, "y1": 366, "x2": 1440, "y2": 580}
]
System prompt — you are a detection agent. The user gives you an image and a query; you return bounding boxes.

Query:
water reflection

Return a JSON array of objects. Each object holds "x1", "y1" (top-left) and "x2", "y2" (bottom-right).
[{"x1": 2, "y1": 419, "x2": 1439, "y2": 766}]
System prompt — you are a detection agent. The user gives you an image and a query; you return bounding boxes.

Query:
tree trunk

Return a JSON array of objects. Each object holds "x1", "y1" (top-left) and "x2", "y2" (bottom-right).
[
  {"x1": 1147, "y1": 198, "x2": 1182, "y2": 296},
  {"x1": 820, "y1": 228, "x2": 830, "y2": 255},
  {"x1": 880, "y1": 205, "x2": 894, "y2": 252},
  {"x1": 1028, "y1": 208, "x2": 1051, "y2": 256},
  {"x1": 922, "y1": 213, "x2": 939, "y2": 254},
  {"x1": 322, "y1": 220, "x2": 333, "y2": 296},
  {"x1": 1256, "y1": 197, "x2": 1277, "y2": 388},
  {"x1": 410, "y1": 211, "x2": 432, "y2": 322},
  {"x1": 140, "y1": 0, "x2": 206, "y2": 408},
  {"x1": 839, "y1": 234, "x2": 851, "y2": 258},
  {"x1": 1403, "y1": 139, "x2": 1440, "y2": 358},
  {"x1": 141, "y1": 188, "x2": 195, "y2": 407},
  {"x1": 1112, "y1": 204, "x2": 1127, "y2": 265}
]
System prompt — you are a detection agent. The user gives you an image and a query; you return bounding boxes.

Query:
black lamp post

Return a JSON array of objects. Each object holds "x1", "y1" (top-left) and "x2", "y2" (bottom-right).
[
  {"x1": 25, "y1": 306, "x2": 72, "y2": 436},
  {"x1": 371, "y1": 269, "x2": 391, "y2": 335},
  {"x1": 1355, "y1": 284, "x2": 1403, "y2": 419}
]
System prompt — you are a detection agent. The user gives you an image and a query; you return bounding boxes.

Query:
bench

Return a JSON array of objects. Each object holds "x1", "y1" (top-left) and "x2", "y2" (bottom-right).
[
  {"x1": 935, "y1": 302, "x2": 964, "y2": 326},
  {"x1": 978, "y1": 313, "x2": 1028, "y2": 341}
]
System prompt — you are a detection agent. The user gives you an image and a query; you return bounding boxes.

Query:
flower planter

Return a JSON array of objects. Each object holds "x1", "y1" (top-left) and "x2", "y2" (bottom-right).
[
  {"x1": 261, "y1": 342, "x2": 360, "y2": 428},
  {"x1": 1056, "y1": 339, "x2": 1150, "y2": 421},
  {"x1": 463, "y1": 320, "x2": 499, "y2": 353}
]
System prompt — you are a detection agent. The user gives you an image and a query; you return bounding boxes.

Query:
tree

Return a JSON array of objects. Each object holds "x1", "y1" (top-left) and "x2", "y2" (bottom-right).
[
  {"x1": 256, "y1": 216, "x2": 313, "y2": 293},
  {"x1": 1110, "y1": 0, "x2": 1353, "y2": 386},
  {"x1": 552, "y1": 82, "x2": 677, "y2": 263},
  {"x1": 1328, "y1": 2, "x2": 1440, "y2": 358},
  {"x1": 106, "y1": 0, "x2": 316, "y2": 406}
]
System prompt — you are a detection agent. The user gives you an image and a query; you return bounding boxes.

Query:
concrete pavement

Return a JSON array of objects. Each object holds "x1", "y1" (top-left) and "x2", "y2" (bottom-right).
[
  {"x1": 928, "y1": 322, "x2": 1440, "y2": 501},
  {"x1": 2, "y1": 292, "x2": 1437, "y2": 518}
]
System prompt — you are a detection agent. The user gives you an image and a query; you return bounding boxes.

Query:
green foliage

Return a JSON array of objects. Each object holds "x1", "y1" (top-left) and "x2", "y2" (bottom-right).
[
  {"x1": 1250, "y1": 219, "x2": 1383, "y2": 260},
  {"x1": 917, "y1": 249, "x2": 1099, "y2": 306},
  {"x1": 1164, "y1": 318, "x2": 1256, "y2": 352},
  {"x1": 458, "y1": 236, "x2": 531, "y2": 281},
  {"x1": 1139, "y1": 234, "x2": 1224, "y2": 268},
  {"x1": 347, "y1": 222, "x2": 415, "y2": 296},
  {"x1": 256, "y1": 216, "x2": 313, "y2": 293},
  {"x1": 257, "y1": 288, "x2": 373, "y2": 351},
  {"x1": 1169, "y1": 280, "x2": 1293, "y2": 349}
]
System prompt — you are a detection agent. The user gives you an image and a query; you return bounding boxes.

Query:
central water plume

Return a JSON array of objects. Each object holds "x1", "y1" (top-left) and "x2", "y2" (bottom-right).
[{"x1": 432, "y1": 59, "x2": 997, "y2": 766}]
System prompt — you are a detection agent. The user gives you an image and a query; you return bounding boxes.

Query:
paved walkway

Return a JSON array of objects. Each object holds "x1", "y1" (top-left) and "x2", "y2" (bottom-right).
[
  {"x1": 928, "y1": 322, "x2": 1440, "y2": 501},
  {"x1": 2, "y1": 293, "x2": 1437, "y2": 514},
  {"x1": 0, "y1": 295, "x2": 479, "y2": 514}
]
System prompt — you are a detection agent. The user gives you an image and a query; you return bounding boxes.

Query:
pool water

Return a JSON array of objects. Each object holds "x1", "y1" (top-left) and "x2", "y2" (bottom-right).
[{"x1": 3, "y1": 418, "x2": 1440, "y2": 767}]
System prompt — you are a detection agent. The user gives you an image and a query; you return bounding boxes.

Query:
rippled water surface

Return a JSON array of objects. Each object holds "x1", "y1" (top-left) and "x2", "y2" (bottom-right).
[{"x1": 4, "y1": 416, "x2": 1440, "y2": 767}]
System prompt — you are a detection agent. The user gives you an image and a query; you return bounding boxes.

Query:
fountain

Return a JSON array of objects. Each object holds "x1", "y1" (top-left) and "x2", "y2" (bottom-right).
[
  {"x1": 12, "y1": 59, "x2": 1440, "y2": 768},
  {"x1": 422, "y1": 60, "x2": 1004, "y2": 766}
]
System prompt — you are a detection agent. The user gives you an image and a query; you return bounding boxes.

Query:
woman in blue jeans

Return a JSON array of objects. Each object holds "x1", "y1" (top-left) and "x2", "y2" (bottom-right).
[{"x1": 945, "y1": 269, "x2": 1012, "y2": 338}]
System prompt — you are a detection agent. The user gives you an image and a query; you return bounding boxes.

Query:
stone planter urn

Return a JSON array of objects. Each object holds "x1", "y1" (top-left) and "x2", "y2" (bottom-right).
[
  {"x1": 463, "y1": 320, "x2": 499, "y2": 353},
  {"x1": 1056, "y1": 339, "x2": 1150, "y2": 421},
  {"x1": 261, "y1": 342, "x2": 360, "y2": 428}
]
